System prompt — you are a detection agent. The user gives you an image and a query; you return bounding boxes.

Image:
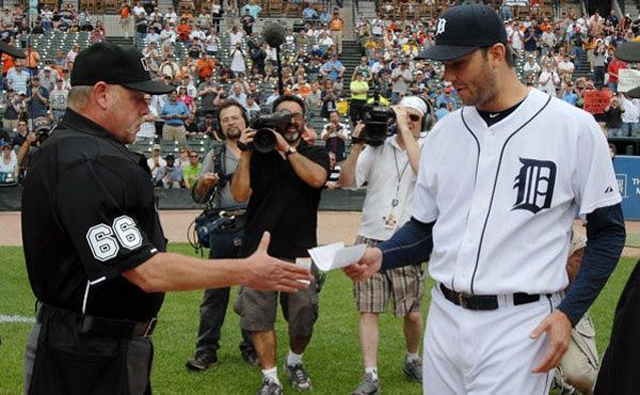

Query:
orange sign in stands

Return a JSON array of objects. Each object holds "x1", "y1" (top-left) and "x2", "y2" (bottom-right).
[{"x1": 583, "y1": 90, "x2": 612, "y2": 114}]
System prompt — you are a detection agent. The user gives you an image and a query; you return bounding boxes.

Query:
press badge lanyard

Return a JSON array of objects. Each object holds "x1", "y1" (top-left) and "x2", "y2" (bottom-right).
[{"x1": 384, "y1": 147, "x2": 409, "y2": 230}]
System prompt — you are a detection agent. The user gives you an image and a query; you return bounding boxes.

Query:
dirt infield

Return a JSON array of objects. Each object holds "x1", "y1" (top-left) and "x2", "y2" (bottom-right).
[{"x1": 1, "y1": 210, "x2": 638, "y2": 258}]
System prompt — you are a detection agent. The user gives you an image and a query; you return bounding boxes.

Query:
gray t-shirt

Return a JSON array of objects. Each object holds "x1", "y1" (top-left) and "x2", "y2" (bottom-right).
[{"x1": 197, "y1": 144, "x2": 247, "y2": 210}]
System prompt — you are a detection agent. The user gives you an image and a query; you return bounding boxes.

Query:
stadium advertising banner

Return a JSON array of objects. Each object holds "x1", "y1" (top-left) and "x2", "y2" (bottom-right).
[{"x1": 614, "y1": 156, "x2": 640, "y2": 220}]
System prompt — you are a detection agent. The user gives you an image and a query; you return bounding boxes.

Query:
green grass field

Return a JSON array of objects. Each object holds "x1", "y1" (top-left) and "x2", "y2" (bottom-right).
[{"x1": 0, "y1": 244, "x2": 636, "y2": 394}]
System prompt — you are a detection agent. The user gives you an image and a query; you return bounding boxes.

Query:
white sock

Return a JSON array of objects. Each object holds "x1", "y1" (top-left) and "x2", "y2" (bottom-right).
[
  {"x1": 262, "y1": 367, "x2": 280, "y2": 384},
  {"x1": 406, "y1": 352, "x2": 420, "y2": 362},
  {"x1": 287, "y1": 349, "x2": 303, "y2": 366},
  {"x1": 365, "y1": 367, "x2": 378, "y2": 380}
]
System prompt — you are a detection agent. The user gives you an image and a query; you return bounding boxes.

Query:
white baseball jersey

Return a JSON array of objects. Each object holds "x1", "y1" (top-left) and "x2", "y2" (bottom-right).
[{"x1": 413, "y1": 88, "x2": 621, "y2": 295}]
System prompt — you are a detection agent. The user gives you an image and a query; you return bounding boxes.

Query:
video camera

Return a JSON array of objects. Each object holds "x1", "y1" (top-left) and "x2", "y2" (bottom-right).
[
  {"x1": 250, "y1": 110, "x2": 292, "y2": 153},
  {"x1": 361, "y1": 105, "x2": 396, "y2": 147}
]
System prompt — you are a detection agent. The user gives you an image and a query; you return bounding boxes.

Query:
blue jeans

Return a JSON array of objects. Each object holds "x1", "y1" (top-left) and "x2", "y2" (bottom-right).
[
  {"x1": 621, "y1": 122, "x2": 639, "y2": 137},
  {"x1": 608, "y1": 127, "x2": 623, "y2": 137}
]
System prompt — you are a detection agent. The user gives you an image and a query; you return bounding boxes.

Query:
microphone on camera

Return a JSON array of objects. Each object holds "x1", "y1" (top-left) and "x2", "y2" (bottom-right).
[
  {"x1": 262, "y1": 22, "x2": 286, "y2": 94},
  {"x1": 262, "y1": 22, "x2": 285, "y2": 48}
]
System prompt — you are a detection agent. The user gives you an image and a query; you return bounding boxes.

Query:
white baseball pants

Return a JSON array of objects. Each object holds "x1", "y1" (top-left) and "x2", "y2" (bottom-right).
[{"x1": 422, "y1": 285, "x2": 561, "y2": 394}]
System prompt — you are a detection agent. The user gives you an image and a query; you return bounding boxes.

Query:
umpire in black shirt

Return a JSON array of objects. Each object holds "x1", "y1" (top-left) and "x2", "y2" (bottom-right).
[
  {"x1": 21, "y1": 42, "x2": 312, "y2": 395},
  {"x1": 231, "y1": 95, "x2": 330, "y2": 394}
]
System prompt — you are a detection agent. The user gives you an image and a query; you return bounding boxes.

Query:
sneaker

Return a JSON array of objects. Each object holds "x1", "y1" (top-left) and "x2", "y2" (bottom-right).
[
  {"x1": 257, "y1": 378, "x2": 283, "y2": 395},
  {"x1": 284, "y1": 362, "x2": 313, "y2": 391},
  {"x1": 240, "y1": 344, "x2": 260, "y2": 366},
  {"x1": 403, "y1": 358, "x2": 422, "y2": 382},
  {"x1": 352, "y1": 373, "x2": 381, "y2": 395},
  {"x1": 185, "y1": 351, "x2": 217, "y2": 372}
]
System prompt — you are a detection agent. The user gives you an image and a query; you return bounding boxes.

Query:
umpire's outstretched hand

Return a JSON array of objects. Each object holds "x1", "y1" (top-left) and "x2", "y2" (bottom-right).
[
  {"x1": 343, "y1": 247, "x2": 383, "y2": 282},
  {"x1": 244, "y1": 232, "x2": 314, "y2": 293}
]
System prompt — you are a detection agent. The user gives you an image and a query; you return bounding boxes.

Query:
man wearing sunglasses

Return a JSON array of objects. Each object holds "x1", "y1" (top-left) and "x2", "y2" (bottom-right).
[
  {"x1": 344, "y1": 4, "x2": 624, "y2": 394},
  {"x1": 338, "y1": 95, "x2": 431, "y2": 395}
]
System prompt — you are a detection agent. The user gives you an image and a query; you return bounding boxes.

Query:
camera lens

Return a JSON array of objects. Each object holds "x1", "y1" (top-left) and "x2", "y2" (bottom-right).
[{"x1": 253, "y1": 129, "x2": 277, "y2": 153}]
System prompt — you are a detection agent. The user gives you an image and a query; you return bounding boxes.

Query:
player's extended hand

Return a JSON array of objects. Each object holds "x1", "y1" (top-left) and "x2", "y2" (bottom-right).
[
  {"x1": 243, "y1": 232, "x2": 313, "y2": 293},
  {"x1": 529, "y1": 310, "x2": 572, "y2": 373},
  {"x1": 342, "y1": 247, "x2": 382, "y2": 282}
]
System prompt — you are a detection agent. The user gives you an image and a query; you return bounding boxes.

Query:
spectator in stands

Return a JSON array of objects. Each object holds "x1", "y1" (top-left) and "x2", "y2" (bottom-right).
[
  {"x1": 190, "y1": 24, "x2": 206, "y2": 44},
  {"x1": 3, "y1": 89, "x2": 20, "y2": 133},
  {"x1": 320, "y1": 79, "x2": 338, "y2": 118},
  {"x1": 177, "y1": 17, "x2": 192, "y2": 43},
  {"x1": 161, "y1": 91, "x2": 189, "y2": 144},
  {"x1": 182, "y1": 150, "x2": 201, "y2": 189},
  {"x1": 195, "y1": 52, "x2": 215, "y2": 82},
  {"x1": 350, "y1": 72, "x2": 369, "y2": 123},
  {"x1": 6, "y1": 60, "x2": 29, "y2": 95},
  {"x1": 561, "y1": 82, "x2": 579, "y2": 107},
  {"x1": 66, "y1": 44, "x2": 81, "y2": 64},
  {"x1": 164, "y1": 5, "x2": 177, "y2": 25},
  {"x1": 204, "y1": 28, "x2": 220, "y2": 57},
  {"x1": 49, "y1": 79, "x2": 68, "y2": 123},
  {"x1": 325, "y1": 151, "x2": 340, "y2": 189},
  {"x1": 245, "y1": 94, "x2": 261, "y2": 119},
  {"x1": 303, "y1": 3, "x2": 318, "y2": 23},
  {"x1": 25, "y1": 77, "x2": 49, "y2": 122},
  {"x1": 607, "y1": 55, "x2": 627, "y2": 92},
  {"x1": 557, "y1": 53, "x2": 575, "y2": 78},
  {"x1": 228, "y1": 82, "x2": 248, "y2": 109},
  {"x1": 0, "y1": 139, "x2": 17, "y2": 179},
  {"x1": 135, "y1": 94, "x2": 157, "y2": 140},
  {"x1": 592, "y1": 39, "x2": 607, "y2": 85},
  {"x1": 538, "y1": 59, "x2": 560, "y2": 97},
  {"x1": 184, "y1": 114, "x2": 200, "y2": 138},
  {"x1": 197, "y1": 113, "x2": 216, "y2": 137},
  {"x1": 524, "y1": 26, "x2": 537, "y2": 58},
  {"x1": 160, "y1": 22, "x2": 177, "y2": 48},
  {"x1": 604, "y1": 95, "x2": 624, "y2": 137},
  {"x1": 435, "y1": 102, "x2": 450, "y2": 121},
  {"x1": 177, "y1": 85, "x2": 195, "y2": 114},
  {"x1": 147, "y1": 144, "x2": 166, "y2": 179},
  {"x1": 134, "y1": 11, "x2": 148, "y2": 46},
  {"x1": 330, "y1": 11, "x2": 344, "y2": 55},
  {"x1": 240, "y1": 9, "x2": 255, "y2": 36},
  {"x1": 229, "y1": 25, "x2": 244, "y2": 47},
  {"x1": 230, "y1": 44, "x2": 247, "y2": 76},
  {"x1": 132, "y1": 1, "x2": 145, "y2": 17},
  {"x1": 145, "y1": 25, "x2": 160, "y2": 46},
  {"x1": 119, "y1": 1, "x2": 132, "y2": 39},
  {"x1": 242, "y1": 0, "x2": 262, "y2": 19},
  {"x1": 155, "y1": 154, "x2": 183, "y2": 188},
  {"x1": 11, "y1": 119, "x2": 30, "y2": 148},
  {"x1": 321, "y1": 110, "x2": 348, "y2": 161},
  {"x1": 159, "y1": 54, "x2": 179, "y2": 81},
  {"x1": 620, "y1": 94, "x2": 640, "y2": 137},
  {"x1": 391, "y1": 60, "x2": 412, "y2": 104},
  {"x1": 320, "y1": 53, "x2": 345, "y2": 82}
]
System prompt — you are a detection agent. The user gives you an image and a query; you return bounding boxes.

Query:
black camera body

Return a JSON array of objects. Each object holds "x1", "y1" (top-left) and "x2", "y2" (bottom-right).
[
  {"x1": 250, "y1": 110, "x2": 292, "y2": 153},
  {"x1": 361, "y1": 105, "x2": 396, "y2": 147}
]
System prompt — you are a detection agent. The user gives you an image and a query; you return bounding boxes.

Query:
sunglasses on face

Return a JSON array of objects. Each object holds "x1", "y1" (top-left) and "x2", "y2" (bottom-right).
[
  {"x1": 409, "y1": 113, "x2": 420, "y2": 122},
  {"x1": 190, "y1": 155, "x2": 198, "y2": 158}
]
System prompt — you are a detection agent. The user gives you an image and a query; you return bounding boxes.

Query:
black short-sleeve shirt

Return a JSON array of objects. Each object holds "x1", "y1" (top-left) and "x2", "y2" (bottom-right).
[
  {"x1": 242, "y1": 140, "x2": 330, "y2": 259},
  {"x1": 21, "y1": 110, "x2": 166, "y2": 321}
]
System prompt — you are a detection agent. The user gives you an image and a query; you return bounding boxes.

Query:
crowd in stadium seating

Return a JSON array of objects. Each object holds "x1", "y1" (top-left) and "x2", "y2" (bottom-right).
[{"x1": 0, "y1": 1, "x2": 638, "y2": 188}]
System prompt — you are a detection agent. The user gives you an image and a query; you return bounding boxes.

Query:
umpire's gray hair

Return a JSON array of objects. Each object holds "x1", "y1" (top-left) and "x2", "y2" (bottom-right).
[{"x1": 66, "y1": 85, "x2": 94, "y2": 111}]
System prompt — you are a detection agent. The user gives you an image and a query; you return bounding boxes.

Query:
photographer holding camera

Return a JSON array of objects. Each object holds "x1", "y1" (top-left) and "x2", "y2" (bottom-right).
[
  {"x1": 338, "y1": 96, "x2": 432, "y2": 394},
  {"x1": 185, "y1": 99, "x2": 258, "y2": 372},
  {"x1": 231, "y1": 95, "x2": 330, "y2": 394}
]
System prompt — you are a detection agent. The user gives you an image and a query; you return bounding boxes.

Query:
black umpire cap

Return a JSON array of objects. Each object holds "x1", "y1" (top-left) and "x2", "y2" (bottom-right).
[
  {"x1": 416, "y1": 4, "x2": 507, "y2": 61},
  {"x1": 615, "y1": 41, "x2": 640, "y2": 98},
  {"x1": 71, "y1": 42, "x2": 174, "y2": 94}
]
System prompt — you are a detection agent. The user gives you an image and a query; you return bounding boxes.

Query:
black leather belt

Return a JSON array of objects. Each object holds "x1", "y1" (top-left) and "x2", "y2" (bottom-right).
[
  {"x1": 37, "y1": 303, "x2": 158, "y2": 338},
  {"x1": 439, "y1": 284, "x2": 546, "y2": 311}
]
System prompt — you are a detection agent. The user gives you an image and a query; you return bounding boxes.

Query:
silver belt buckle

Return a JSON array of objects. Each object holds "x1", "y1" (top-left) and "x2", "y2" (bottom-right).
[{"x1": 457, "y1": 293, "x2": 466, "y2": 308}]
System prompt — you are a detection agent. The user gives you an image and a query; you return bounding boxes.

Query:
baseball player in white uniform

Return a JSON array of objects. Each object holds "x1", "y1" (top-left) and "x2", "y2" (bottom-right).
[{"x1": 344, "y1": 4, "x2": 626, "y2": 394}]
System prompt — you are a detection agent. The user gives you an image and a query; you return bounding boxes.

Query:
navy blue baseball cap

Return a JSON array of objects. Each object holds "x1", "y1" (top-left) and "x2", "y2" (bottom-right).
[
  {"x1": 71, "y1": 42, "x2": 174, "y2": 94},
  {"x1": 417, "y1": 4, "x2": 508, "y2": 61}
]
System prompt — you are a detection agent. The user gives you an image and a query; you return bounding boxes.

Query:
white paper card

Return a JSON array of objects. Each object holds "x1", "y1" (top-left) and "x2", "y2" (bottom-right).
[
  {"x1": 308, "y1": 242, "x2": 367, "y2": 272},
  {"x1": 295, "y1": 257, "x2": 312, "y2": 285}
]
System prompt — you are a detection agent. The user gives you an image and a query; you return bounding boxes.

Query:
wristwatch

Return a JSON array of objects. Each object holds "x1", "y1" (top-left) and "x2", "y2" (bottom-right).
[{"x1": 285, "y1": 146, "x2": 297, "y2": 158}]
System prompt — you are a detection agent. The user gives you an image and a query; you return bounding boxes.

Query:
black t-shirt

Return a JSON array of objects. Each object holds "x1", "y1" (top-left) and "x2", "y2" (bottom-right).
[
  {"x1": 21, "y1": 109, "x2": 166, "y2": 321},
  {"x1": 242, "y1": 140, "x2": 330, "y2": 259}
]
